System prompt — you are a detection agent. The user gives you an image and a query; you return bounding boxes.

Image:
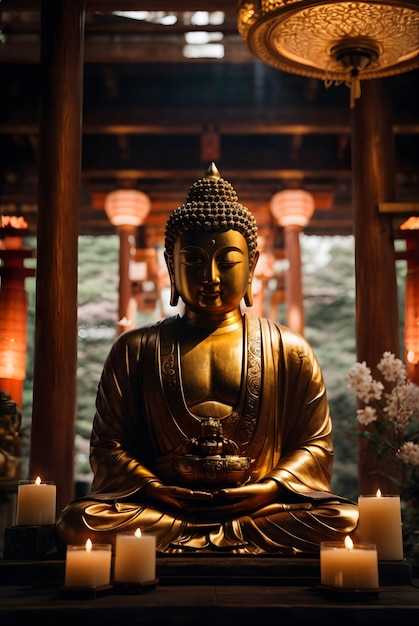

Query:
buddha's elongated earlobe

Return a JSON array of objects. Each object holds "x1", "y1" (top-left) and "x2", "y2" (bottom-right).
[
  {"x1": 165, "y1": 251, "x2": 179, "y2": 306},
  {"x1": 170, "y1": 279, "x2": 179, "y2": 307},
  {"x1": 243, "y1": 289, "x2": 253, "y2": 308},
  {"x1": 243, "y1": 250, "x2": 259, "y2": 308},
  {"x1": 243, "y1": 283, "x2": 253, "y2": 308}
]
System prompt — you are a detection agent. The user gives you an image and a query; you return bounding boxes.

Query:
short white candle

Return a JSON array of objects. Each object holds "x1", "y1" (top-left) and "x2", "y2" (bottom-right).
[
  {"x1": 114, "y1": 528, "x2": 156, "y2": 583},
  {"x1": 15, "y1": 477, "x2": 56, "y2": 525},
  {"x1": 358, "y1": 490, "x2": 403, "y2": 560},
  {"x1": 64, "y1": 539, "x2": 112, "y2": 588},
  {"x1": 320, "y1": 535, "x2": 379, "y2": 589}
]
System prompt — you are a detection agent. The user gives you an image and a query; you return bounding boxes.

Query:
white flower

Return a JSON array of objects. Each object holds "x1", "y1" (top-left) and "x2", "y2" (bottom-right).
[
  {"x1": 384, "y1": 382, "x2": 419, "y2": 427},
  {"x1": 402, "y1": 384, "x2": 419, "y2": 415},
  {"x1": 347, "y1": 361, "x2": 384, "y2": 403},
  {"x1": 397, "y1": 442, "x2": 419, "y2": 466},
  {"x1": 377, "y1": 351, "x2": 407, "y2": 385},
  {"x1": 348, "y1": 352, "x2": 419, "y2": 468},
  {"x1": 356, "y1": 406, "x2": 378, "y2": 426}
]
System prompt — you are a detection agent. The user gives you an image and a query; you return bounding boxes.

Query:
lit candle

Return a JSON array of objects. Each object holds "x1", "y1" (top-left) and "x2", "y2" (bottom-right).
[
  {"x1": 358, "y1": 490, "x2": 404, "y2": 560},
  {"x1": 64, "y1": 539, "x2": 112, "y2": 588},
  {"x1": 15, "y1": 477, "x2": 56, "y2": 525},
  {"x1": 320, "y1": 535, "x2": 379, "y2": 589},
  {"x1": 114, "y1": 528, "x2": 156, "y2": 583}
]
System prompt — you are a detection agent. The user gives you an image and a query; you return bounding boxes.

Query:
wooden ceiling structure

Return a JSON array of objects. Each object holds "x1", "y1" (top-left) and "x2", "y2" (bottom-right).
[{"x1": 1, "y1": 0, "x2": 419, "y2": 246}]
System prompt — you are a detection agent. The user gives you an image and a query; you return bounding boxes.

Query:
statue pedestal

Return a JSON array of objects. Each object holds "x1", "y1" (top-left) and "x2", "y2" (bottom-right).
[
  {"x1": 0, "y1": 555, "x2": 416, "y2": 626},
  {"x1": 0, "y1": 479, "x2": 17, "y2": 555},
  {"x1": 0, "y1": 554, "x2": 413, "y2": 587},
  {"x1": 155, "y1": 555, "x2": 412, "y2": 586},
  {"x1": 3, "y1": 524, "x2": 61, "y2": 560}
]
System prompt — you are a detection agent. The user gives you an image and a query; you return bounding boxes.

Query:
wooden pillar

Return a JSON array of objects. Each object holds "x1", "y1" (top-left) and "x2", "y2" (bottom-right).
[
  {"x1": 351, "y1": 79, "x2": 400, "y2": 495},
  {"x1": 270, "y1": 189, "x2": 314, "y2": 336},
  {"x1": 29, "y1": 0, "x2": 85, "y2": 514},
  {"x1": 116, "y1": 225, "x2": 136, "y2": 334},
  {"x1": 283, "y1": 225, "x2": 305, "y2": 335},
  {"x1": 104, "y1": 189, "x2": 151, "y2": 333}
]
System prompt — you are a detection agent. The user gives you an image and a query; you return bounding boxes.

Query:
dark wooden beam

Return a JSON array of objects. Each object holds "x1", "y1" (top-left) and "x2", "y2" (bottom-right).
[
  {"x1": 2, "y1": 108, "x2": 418, "y2": 135},
  {"x1": 0, "y1": 36, "x2": 253, "y2": 64}
]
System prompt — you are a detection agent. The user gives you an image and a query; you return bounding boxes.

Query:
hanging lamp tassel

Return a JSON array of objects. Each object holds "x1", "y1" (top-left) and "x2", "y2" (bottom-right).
[{"x1": 350, "y1": 68, "x2": 361, "y2": 109}]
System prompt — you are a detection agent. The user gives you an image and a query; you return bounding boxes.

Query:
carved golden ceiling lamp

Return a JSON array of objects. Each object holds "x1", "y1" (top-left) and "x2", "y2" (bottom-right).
[
  {"x1": 104, "y1": 189, "x2": 151, "y2": 333},
  {"x1": 237, "y1": 1, "x2": 419, "y2": 107}
]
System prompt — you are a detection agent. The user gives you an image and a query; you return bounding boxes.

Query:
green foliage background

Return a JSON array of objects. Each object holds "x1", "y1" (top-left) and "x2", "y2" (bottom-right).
[{"x1": 19, "y1": 233, "x2": 406, "y2": 500}]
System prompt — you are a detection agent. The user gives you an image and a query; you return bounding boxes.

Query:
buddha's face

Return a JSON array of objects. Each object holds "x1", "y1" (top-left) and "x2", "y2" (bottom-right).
[{"x1": 172, "y1": 229, "x2": 257, "y2": 315}]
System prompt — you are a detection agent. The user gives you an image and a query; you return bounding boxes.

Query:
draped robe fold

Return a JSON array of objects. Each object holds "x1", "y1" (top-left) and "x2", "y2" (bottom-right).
[{"x1": 57, "y1": 314, "x2": 358, "y2": 553}]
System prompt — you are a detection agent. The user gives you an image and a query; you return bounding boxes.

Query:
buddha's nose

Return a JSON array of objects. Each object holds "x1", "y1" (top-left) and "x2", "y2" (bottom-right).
[{"x1": 203, "y1": 259, "x2": 220, "y2": 284}]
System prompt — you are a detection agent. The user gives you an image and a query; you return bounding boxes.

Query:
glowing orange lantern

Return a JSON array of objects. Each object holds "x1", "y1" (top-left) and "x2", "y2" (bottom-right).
[
  {"x1": 0, "y1": 229, "x2": 35, "y2": 407},
  {"x1": 404, "y1": 237, "x2": 419, "y2": 383},
  {"x1": 104, "y1": 189, "x2": 151, "y2": 334},
  {"x1": 270, "y1": 189, "x2": 315, "y2": 335}
]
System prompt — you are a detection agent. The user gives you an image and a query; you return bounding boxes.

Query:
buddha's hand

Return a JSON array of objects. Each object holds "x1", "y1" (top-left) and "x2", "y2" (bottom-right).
[
  {"x1": 212, "y1": 479, "x2": 282, "y2": 517},
  {"x1": 143, "y1": 480, "x2": 214, "y2": 512}
]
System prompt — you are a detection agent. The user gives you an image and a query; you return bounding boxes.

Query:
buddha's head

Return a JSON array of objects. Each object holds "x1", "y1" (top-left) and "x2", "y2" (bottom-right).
[{"x1": 164, "y1": 163, "x2": 259, "y2": 311}]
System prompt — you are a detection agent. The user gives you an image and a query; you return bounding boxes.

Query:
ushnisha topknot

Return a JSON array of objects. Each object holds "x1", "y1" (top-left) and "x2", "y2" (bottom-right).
[{"x1": 164, "y1": 163, "x2": 258, "y2": 264}]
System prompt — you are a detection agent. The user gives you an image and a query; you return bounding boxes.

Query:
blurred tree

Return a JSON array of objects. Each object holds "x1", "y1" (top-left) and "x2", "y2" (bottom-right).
[
  {"x1": 301, "y1": 235, "x2": 406, "y2": 500},
  {"x1": 301, "y1": 236, "x2": 358, "y2": 499}
]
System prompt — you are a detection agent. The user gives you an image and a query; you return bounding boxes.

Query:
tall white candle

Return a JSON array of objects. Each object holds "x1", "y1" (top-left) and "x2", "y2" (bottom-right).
[
  {"x1": 358, "y1": 490, "x2": 403, "y2": 560},
  {"x1": 320, "y1": 536, "x2": 379, "y2": 589},
  {"x1": 114, "y1": 529, "x2": 156, "y2": 583},
  {"x1": 65, "y1": 539, "x2": 112, "y2": 588},
  {"x1": 15, "y1": 477, "x2": 56, "y2": 525}
]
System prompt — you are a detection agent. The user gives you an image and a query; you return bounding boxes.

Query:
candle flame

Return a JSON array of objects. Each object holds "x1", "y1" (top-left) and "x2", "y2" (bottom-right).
[
  {"x1": 86, "y1": 538, "x2": 92, "y2": 552},
  {"x1": 35, "y1": 476, "x2": 41, "y2": 485},
  {"x1": 135, "y1": 528, "x2": 142, "y2": 538},
  {"x1": 344, "y1": 535, "x2": 353, "y2": 550},
  {"x1": 376, "y1": 489, "x2": 382, "y2": 497}
]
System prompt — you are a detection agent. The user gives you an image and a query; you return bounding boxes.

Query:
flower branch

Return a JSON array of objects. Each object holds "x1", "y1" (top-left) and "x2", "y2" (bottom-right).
[{"x1": 347, "y1": 351, "x2": 419, "y2": 562}]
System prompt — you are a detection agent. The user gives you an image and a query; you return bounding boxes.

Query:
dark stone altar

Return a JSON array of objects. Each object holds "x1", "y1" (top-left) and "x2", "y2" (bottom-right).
[{"x1": 0, "y1": 553, "x2": 418, "y2": 626}]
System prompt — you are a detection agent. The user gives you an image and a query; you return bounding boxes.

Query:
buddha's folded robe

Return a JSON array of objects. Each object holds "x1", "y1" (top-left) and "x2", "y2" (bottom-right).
[{"x1": 57, "y1": 314, "x2": 358, "y2": 553}]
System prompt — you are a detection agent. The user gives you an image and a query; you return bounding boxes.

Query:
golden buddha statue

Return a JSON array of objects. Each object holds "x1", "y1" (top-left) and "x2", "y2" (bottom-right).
[{"x1": 56, "y1": 164, "x2": 359, "y2": 554}]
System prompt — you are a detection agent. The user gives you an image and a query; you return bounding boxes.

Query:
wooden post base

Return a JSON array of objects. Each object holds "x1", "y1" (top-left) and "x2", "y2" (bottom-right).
[{"x1": 3, "y1": 524, "x2": 63, "y2": 560}]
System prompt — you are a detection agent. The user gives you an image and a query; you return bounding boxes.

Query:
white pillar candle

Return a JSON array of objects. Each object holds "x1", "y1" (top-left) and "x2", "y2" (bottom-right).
[
  {"x1": 64, "y1": 539, "x2": 112, "y2": 588},
  {"x1": 320, "y1": 536, "x2": 379, "y2": 589},
  {"x1": 114, "y1": 529, "x2": 156, "y2": 583},
  {"x1": 358, "y1": 490, "x2": 404, "y2": 560},
  {"x1": 15, "y1": 477, "x2": 56, "y2": 525}
]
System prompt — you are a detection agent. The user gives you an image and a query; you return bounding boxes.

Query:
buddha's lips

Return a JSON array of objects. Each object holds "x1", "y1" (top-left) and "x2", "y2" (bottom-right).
[{"x1": 200, "y1": 289, "x2": 221, "y2": 297}]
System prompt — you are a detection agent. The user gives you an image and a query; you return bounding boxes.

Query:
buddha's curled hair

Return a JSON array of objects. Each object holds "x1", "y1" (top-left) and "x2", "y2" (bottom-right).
[{"x1": 164, "y1": 163, "x2": 258, "y2": 265}]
